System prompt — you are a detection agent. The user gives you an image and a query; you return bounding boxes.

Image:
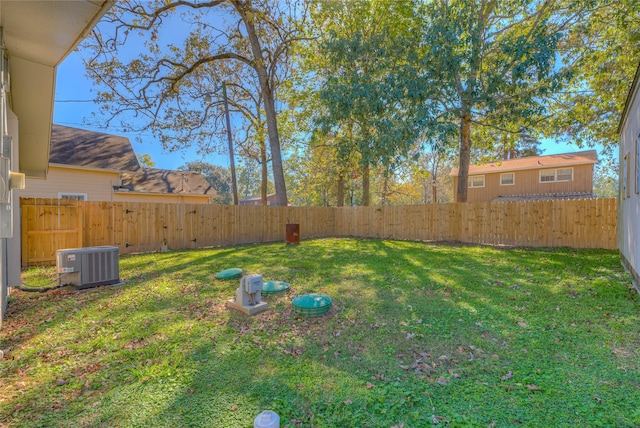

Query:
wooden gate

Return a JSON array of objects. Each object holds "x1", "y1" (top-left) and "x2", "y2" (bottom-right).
[{"x1": 21, "y1": 198, "x2": 83, "y2": 267}]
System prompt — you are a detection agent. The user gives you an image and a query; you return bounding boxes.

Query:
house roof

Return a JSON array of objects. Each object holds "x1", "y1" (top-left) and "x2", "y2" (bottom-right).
[
  {"x1": 119, "y1": 169, "x2": 216, "y2": 197},
  {"x1": 240, "y1": 194, "x2": 277, "y2": 202},
  {"x1": 618, "y1": 61, "x2": 640, "y2": 135},
  {"x1": 50, "y1": 124, "x2": 141, "y2": 172},
  {"x1": 450, "y1": 150, "x2": 598, "y2": 177}
]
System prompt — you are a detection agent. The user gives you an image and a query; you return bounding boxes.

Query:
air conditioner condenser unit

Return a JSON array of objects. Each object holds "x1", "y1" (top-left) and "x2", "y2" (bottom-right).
[{"x1": 56, "y1": 246, "x2": 120, "y2": 289}]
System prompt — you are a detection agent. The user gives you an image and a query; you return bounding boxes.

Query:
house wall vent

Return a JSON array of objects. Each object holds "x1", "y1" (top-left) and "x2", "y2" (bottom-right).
[{"x1": 56, "y1": 246, "x2": 120, "y2": 289}]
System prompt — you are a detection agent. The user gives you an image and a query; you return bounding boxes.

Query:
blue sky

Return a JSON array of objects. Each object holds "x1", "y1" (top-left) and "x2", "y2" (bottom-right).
[
  {"x1": 53, "y1": 51, "x2": 230, "y2": 171},
  {"x1": 53, "y1": 50, "x2": 614, "y2": 172}
]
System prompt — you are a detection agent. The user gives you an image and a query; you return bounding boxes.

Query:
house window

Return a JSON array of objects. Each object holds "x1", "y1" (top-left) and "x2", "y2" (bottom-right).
[
  {"x1": 59, "y1": 192, "x2": 87, "y2": 201},
  {"x1": 623, "y1": 153, "x2": 631, "y2": 199},
  {"x1": 540, "y1": 168, "x2": 573, "y2": 183},
  {"x1": 500, "y1": 173, "x2": 515, "y2": 186},
  {"x1": 540, "y1": 170, "x2": 556, "y2": 182},
  {"x1": 468, "y1": 175, "x2": 485, "y2": 188},
  {"x1": 634, "y1": 135, "x2": 640, "y2": 193},
  {"x1": 556, "y1": 168, "x2": 573, "y2": 182}
]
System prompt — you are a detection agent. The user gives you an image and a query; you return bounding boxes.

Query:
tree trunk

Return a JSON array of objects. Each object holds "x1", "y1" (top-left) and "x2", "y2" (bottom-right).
[
  {"x1": 337, "y1": 173, "x2": 345, "y2": 207},
  {"x1": 260, "y1": 140, "x2": 268, "y2": 205},
  {"x1": 382, "y1": 174, "x2": 389, "y2": 206},
  {"x1": 362, "y1": 164, "x2": 370, "y2": 206},
  {"x1": 456, "y1": 110, "x2": 472, "y2": 203},
  {"x1": 432, "y1": 181, "x2": 437, "y2": 204},
  {"x1": 234, "y1": 1, "x2": 288, "y2": 206}
]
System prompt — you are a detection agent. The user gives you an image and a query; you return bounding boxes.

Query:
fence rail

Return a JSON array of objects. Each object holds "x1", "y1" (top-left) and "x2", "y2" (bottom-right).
[{"x1": 20, "y1": 197, "x2": 618, "y2": 266}]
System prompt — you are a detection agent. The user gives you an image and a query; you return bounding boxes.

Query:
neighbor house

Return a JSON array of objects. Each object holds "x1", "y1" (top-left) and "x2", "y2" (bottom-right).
[
  {"x1": 239, "y1": 193, "x2": 278, "y2": 206},
  {"x1": 0, "y1": 1, "x2": 114, "y2": 328},
  {"x1": 21, "y1": 124, "x2": 216, "y2": 204},
  {"x1": 450, "y1": 151, "x2": 598, "y2": 203},
  {"x1": 618, "y1": 62, "x2": 640, "y2": 293}
]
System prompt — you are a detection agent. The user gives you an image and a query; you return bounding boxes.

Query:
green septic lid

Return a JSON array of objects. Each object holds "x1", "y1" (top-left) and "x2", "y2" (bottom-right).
[
  {"x1": 292, "y1": 294, "x2": 332, "y2": 317},
  {"x1": 262, "y1": 280, "x2": 290, "y2": 295},
  {"x1": 215, "y1": 268, "x2": 243, "y2": 280}
]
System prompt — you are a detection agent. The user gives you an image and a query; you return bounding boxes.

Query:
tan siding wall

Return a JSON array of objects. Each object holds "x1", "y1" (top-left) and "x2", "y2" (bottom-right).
[
  {"x1": 20, "y1": 166, "x2": 119, "y2": 201},
  {"x1": 20, "y1": 166, "x2": 211, "y2": 204},
  {"x1": 112, "y1": 192, "x2": 210, "y2": 204},
  {"x1": 454, "y1": 164, "x2": 594, "y2": 202}
]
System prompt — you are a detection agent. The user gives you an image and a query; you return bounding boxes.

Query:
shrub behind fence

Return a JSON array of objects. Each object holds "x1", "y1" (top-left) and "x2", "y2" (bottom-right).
[{"x1": 20, "y1": 198, "x2": 618, "y2": 266}]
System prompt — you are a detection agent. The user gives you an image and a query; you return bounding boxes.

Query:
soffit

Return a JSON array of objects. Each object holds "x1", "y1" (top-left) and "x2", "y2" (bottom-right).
[{"x1": 0, "y1": 0, "x2": 113, "y2": 177}]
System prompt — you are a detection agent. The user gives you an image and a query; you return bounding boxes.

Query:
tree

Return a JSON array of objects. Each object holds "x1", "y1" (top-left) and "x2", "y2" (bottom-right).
[
  {"x1": 419, "y1": 0, "x2": 578, "y2": 202},
  {"x1": 236, "y1": 159, "x2": 271, "y2": 199},
  {"x1": 136, "y1": 153, "x2": 155, "y2": 168},
  {"x1": 308, "y1": 0, "x2": 426, "y2": 206},
  {"x1": 180, "y1": 161, "x2": 232, "y2": 204},
  {"x1": 546, "y1": 0, "x2": 640, "y2": 151},
  {"x1": 82, "y1": 0, "x2": 308, "y2": 206},
  {"x1": 593, "y1": 157, "x2": 619, "y2": 198}
]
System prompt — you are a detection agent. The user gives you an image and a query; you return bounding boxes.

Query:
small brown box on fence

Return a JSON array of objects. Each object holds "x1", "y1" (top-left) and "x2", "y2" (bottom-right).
[{"x1": 286, "y1": 223, "x2": 300, "y2": 245}]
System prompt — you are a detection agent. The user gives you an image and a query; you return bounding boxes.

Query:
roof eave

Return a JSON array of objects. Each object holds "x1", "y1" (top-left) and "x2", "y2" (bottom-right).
[
  {"x1": 618, "y1": 62, "x2": 640, "y2": 135},
  {"x1": 49, "y1": 163, "x2": 127, "y2": 174}
]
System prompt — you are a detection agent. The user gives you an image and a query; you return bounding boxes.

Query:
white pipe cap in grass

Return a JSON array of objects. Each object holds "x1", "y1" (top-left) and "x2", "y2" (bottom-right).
[{"x1": 254, "y1": 410, "x2": 280, "y2": 428}]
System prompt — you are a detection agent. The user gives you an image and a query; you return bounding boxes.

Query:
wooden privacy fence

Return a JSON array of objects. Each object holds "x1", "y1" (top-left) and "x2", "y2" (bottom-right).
[
  {"x1": 21, "y1": 199, "x2": 83, "y2": 266},
  {"x1": 20, "y1": 197, "x2": 618, "y2": 266}
]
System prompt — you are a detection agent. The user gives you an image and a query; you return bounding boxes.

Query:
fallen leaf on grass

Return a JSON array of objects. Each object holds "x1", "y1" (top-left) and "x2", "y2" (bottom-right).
[
  {"x1": 436, "y1": 377, "x2": 449, "y2": 385},
  {"x1": 500, "y1": 371, "x2": 513, "y2": 380},
  {"x1": 230, "y1": 405, "x2": 238, "y2": 411},
  {"x1": 526, "y1": 384, "x2": 541, "y2": 391},
  {"x1": 343, "y1": 399, "x2": 353, "y2": 405},
  {"x1": 366, "y1": 382, "x2": 375, "y2": 389},
  {"x1": 517, "y1": 321, "x2": 528, "y2": 328},
  {"x1": 431, "y1": 415, "x2": 449, "y2": 424}
]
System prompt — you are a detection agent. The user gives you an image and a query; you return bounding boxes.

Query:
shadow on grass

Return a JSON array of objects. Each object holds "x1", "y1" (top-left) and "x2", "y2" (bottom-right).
[{"x1": 2, "y1": 239, "x2": 639, "y2": 427}]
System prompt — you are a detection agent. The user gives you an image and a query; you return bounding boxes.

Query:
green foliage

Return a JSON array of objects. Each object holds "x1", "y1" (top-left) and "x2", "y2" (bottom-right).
[
  {"x1": 3, "y1": 240, "x2": 639, "y2": 427},
  {"x1": 419, "y1": 0, "x2": 573, "y2": 201},
  {"x1": 593, "y1": 157, "x2": 619, "y2": 198},
  {"x1": 236, "y1": 159, "x2": 274, "y2": 200},
  {"x1": 136, "y1": 153, "x2": 156, "y2": 168},
  {"x1": 307, "y1": 0, "x2": 428, "y2": 204},
  {"x1": 547, "y1": 0, "x2": 640, "y2": 150}
]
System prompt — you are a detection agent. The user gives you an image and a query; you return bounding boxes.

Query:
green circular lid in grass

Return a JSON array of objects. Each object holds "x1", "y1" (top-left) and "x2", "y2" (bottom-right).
[
  {"x1": 262, "y1": 280, "x2": 290, "y2": 295},
  {"x1": 292, "y1": 294, "x2": 332, "y2": 317},
  {"x1": 215, "y1": 268, "x2": 243, "y2": 279}
]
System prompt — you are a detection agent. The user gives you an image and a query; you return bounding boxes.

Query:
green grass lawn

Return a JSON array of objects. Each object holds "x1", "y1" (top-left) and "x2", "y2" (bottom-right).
[{"x1": 2, "y1": 238, "x2": 639, "y2": 427}]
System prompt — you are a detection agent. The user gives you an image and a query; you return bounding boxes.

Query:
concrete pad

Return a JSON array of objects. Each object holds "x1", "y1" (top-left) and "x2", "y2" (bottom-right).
[{"x1": 226, "y1": 299, "x2": 268, "y2": 315}]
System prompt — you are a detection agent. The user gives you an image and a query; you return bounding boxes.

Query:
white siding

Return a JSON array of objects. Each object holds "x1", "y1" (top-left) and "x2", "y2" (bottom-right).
[{"x1": 619, "y1": 68, "x2": 640, "y2": 290}]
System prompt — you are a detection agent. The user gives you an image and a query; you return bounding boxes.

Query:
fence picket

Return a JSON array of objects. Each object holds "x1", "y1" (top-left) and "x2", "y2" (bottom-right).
[{"x1": 20, "y1": 198, "x2": 619, "y2": 266}]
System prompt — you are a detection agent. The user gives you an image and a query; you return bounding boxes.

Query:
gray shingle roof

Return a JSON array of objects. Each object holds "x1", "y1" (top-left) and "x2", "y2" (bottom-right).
[
  {"x1": 119, "y1": 169, "x2": 216, "y2": 196},
  {"x1": 50, "y1": 124, "x2": 141, "y2": 172}
]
